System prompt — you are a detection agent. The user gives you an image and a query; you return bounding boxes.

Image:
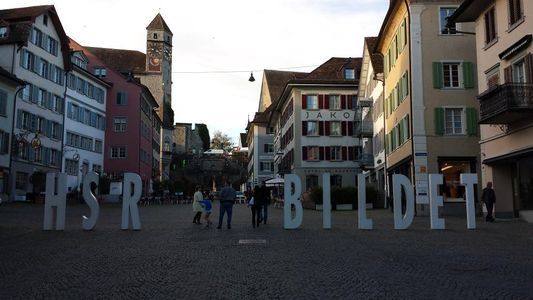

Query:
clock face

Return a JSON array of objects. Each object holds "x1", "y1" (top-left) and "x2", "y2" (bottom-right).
[{"x1": 147, "y1": 42, "x2": 162, "y2": 58}]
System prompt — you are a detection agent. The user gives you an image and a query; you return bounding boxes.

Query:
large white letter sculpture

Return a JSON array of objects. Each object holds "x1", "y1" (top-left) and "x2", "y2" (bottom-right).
[
  {"x1": 393, "y1": 174, "x2": 415, "y2": 230},
  {"x1": 43, "y1": 172, "x2": 67, "y2": 231},
  {"x1": 358, "y1": 174, "x2": 373, "y2": 229},
  {"x1": 429, "y1": 174, "x2": 445, "y2": 230},
  {"x1": 322, "y1": 173, "x2": 331, "y2": 229},
  {"x1": 461, "y1": 173, "x2": 478, "y2": 229},
  {"x1": 283, "y1": 174, "x2": 303, "y2": 229},
  {"x1": 82, "y1": 172, "x2": 100, "y2": 230},
  {"x1": 121, "y1": 173, "x2": 142, "y2": 230}
]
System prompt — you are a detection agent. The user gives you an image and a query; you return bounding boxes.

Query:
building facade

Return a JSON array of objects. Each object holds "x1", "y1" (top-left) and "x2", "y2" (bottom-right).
[
  {"x1": 270, "y1": 58, "x2": 363, "y2": 191},
  {"x1": 358, "y1": 37, "x2": 387, "y2": 207},
  {"x1": 63, "y1": 40, "x2": 109, "y2": 192},
  {"x1": 450, "y1": 0, "x2": 533, "y2": 220},
  {"x1": 0, "y1": 68, "x2": 25, "y2": 201},
  {"x1": 375, "y1": 0, "x2": 481, "y2": 214},
  {"x1": 0, "y1": 5, "x2": 71, "y2": 201}
]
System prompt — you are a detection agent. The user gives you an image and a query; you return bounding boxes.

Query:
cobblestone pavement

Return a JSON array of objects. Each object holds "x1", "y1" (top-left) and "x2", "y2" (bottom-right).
[{"x1": 1, "y1": 202, "x2": 532, "y2": 299}]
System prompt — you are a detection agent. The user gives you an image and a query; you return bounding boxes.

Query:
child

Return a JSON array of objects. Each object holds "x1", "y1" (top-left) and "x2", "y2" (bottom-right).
[{"x1": 200, "y1": 193, "x2": 214, "y2": 228}]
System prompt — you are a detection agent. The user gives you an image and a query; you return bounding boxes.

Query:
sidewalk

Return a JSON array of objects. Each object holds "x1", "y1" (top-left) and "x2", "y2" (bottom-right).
[{"x1": 0, "y1": 202, "x2": 532, "y2": 299}]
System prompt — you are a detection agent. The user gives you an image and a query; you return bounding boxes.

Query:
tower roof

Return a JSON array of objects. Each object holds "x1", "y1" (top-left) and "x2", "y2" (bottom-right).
[{"x1": 146, "y1": 13, "x2": 172, "y2": 35}]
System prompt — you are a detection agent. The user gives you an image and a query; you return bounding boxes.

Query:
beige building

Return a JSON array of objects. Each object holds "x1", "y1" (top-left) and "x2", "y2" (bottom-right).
[
  {"x1": 375, "y1": 0, "x2": 481, "y2": 214},
  {"x1": 450, "y1": 0, "x2": 533, "y2": 220},
  {"x1": 269, "y1": 58, "x2": 363, "y2": 191}
]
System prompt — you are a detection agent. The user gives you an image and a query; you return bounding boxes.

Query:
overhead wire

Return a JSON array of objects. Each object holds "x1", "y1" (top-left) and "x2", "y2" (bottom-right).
[{"x1": 172, "y1": 64, "x2": 318, "y2": 74}]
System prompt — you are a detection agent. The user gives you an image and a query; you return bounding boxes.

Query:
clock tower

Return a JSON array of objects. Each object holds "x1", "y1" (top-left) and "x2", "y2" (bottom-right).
[{"x1": 145, "y1": 13, "x2": 174, "y2": 180}]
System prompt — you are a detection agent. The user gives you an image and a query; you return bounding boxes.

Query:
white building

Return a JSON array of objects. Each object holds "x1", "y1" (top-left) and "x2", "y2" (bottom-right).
[
  {"x1": 0, "y1": 5, "x2": 71, "y2": 201},
  {"x1": 63, "y1": 40, "x2": 109, "y2": 192}
]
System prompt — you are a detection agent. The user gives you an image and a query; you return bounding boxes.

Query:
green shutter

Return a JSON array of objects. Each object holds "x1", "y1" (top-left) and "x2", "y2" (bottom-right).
[
  {"x1": 384, "y1": 53, "x2": 389, "y2": 79},
  {"x1": 466, "y1": 107, "x2": 478, "y2": 136},
  {"x1": 434, "y1": 107, "x2": 444, "y2": 135},
  {"x1": 433, "y1": 62, "x2": 443, "y2": 89},
  {"x1": 463, "y1": 62, "x2": 475, "y2": 88}
]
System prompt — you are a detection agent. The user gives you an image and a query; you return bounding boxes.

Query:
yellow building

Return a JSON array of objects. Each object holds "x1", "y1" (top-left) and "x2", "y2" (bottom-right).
[
  {"x1": 375, "y1": 0, "x2": 481, "y2": 214},
  {"x1": 450, "y1": 0, "x2": 533, "y2": 221}
]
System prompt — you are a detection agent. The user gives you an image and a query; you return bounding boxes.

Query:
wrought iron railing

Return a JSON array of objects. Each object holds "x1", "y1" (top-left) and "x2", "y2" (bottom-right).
[{"x1": 478, "y1": 83, "x2": 533, "y2": 123}]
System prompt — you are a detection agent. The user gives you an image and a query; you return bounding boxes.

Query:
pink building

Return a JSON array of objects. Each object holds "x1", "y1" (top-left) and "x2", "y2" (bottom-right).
[{"x1": 69, "y1": 39, "x2": 158, "y2": 191}]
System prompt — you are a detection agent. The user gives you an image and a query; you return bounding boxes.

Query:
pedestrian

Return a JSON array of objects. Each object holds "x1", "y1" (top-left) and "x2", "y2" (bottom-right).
[
  {"x1": 192, "y1": 185, "x2": 203, "y2": 224},
  {"x1": 201, "y1": 193, "x2": 214, "y2": 228},
  {"x1": 217, "y1": 180, "x2": 236, "y2": 229},
  {"x1": 248, "y1": 186, "x2": 261, "y2": 228},
  {"x1": 481, "y1": 181, "x2": 496, "y2": 222},
  {"x1": 257, "y1": 181, "x2": 271, "y2": 224}
]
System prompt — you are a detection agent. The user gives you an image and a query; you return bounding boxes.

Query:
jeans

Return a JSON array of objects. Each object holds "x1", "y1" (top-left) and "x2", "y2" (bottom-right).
[
  {"x1": 251, "y1": 205, "x2": 261, "y2": 227},
  {"x1": 218, "y1": 202, "x2": 233, "y2": 227},
  {"x1": 485, "y1": 201, "x2": 494, "y2": 221}
]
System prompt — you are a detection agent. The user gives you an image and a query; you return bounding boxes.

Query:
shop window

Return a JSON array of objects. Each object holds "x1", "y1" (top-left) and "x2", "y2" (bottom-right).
[{"x1": 439, "y1": 160, "x2": 474, "y2": 202}]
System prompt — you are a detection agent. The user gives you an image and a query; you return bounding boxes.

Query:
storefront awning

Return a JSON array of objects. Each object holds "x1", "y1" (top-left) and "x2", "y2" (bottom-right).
[{"x1": 483, "y1": 147, "x2": 533, "y2": 165}]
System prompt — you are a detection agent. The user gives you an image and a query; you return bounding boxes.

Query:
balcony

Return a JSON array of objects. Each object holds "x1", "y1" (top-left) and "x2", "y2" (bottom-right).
[
  {"x1": 478, "y1": 83, "x2": 533, "y2": 124},
  {"x1": 356, "y1": 121, "x2": 373, "y2": 137}
]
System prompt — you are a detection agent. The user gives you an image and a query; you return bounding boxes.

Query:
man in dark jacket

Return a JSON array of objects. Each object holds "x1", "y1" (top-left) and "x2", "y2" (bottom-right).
[
  {"x1": 481, "y1": 182, "x2": 496, "y2": 222},
  {"x1": 217, "y1": 180, "x2": 236, "y2": 229},
  {"x1": 257, "y1": 181, "x2": 271, "y2": 224}
]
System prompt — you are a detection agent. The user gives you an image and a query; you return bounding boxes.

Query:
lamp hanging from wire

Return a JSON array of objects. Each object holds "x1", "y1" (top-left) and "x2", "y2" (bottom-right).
[{"x1": 248, "y1": 72, "x2": 255, "y2": 82}]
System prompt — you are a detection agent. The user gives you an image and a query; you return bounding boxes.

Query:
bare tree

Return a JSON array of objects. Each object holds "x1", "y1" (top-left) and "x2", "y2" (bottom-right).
[{"x1": 210, "y1": 131, "x2": 233, "y2": 152}]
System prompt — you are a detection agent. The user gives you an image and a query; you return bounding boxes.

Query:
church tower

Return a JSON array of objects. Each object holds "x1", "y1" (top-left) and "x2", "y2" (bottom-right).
[
  {"x1": 145, "y1": 13, "x2": 174, "y2": 180},
  {"x1": 146, "y1": 13, "x2": 174, "y2": 127}
]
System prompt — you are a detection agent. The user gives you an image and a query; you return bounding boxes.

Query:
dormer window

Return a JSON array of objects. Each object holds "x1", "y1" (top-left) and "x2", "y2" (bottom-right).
[
  {"x1": 94, "y1": 67, "x2": 107, "y2": 78},
  {"x1": 0, "y1": 26, "x2": 7, "y2": 39},
  {"x1": 344, "y1": 68, "x2": 355, "y2": 80}
]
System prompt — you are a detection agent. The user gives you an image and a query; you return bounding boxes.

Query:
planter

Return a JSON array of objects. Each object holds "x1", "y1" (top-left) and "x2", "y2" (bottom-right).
[{"x1": 336, "y1": 204, "x2": 353, "y2": 210}]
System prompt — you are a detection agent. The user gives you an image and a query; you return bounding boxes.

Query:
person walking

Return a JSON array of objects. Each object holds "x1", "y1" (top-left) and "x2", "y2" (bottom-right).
[
  {"x1": 248, "y1": 186, "x2": 261, "y2": 228},
  {"x1": 481, "y1": 182, "x2": 496, "y2": 222},
  {"x1": 201, "y1": 193, "x2": 214, "y2": 228},
  {"x1": 217, "y1": 180, "x2": 236, "y2": 229},
  {"x1": 192, "y1": 185, "x2": 203, "y2": 224},
  {"x1": 257, "y1": 181, "x2": 271, "y2": 224}
]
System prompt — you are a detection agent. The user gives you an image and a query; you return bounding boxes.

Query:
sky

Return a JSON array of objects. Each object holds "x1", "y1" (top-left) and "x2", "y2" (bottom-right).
[{"x1": 5, "y1": 0, "x2": 389, "y2": 145}]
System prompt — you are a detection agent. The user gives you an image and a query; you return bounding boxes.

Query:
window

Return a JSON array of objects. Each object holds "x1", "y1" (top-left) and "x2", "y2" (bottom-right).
[
  {"x1": 153, "y1": 33, "x2": 158, "y2": 39},
  {"x1": 111, "y1": 146, "x2": 127, "y2": 158},
  {"x1": 439, "y1": 160, "x2": 475, "y2": 202},
  {"x1": 512, "y1": 58, "x2": 526, "y2": 83},
  {"x1": 484, "y1": 7, "x2": 497, "y2": 45},
  {"x1": 329, "y1": 95, "x2": 341, "y2": 110},
  {"x1": 94, "y1": 68, "x2": 107, "y2": 78},
  {"x1": 306, "y1": 175, "x2": 319, "y2": 191},
  {"x1": 43, "y1": 15, "x2": 48, "y2": 26},
  {"x1": 344, "y1": 68, "x2": 355, "y2": 79},
  {"x1": 0, "y1": 89, "x2": 7, "y2": 116},
  {"x1": 94, "y1": 140, "x2": 103, "y2": 153},
  {"x1": 0, "y1": 26, "x2": 7, "y2": 38},
  {"x1": 267, "y1": 127, "x2": 275, "y2": 134},
  {"x1": 50, "y1": 149, "x2": 59, "y2": 166},
  {"x1": 20, "y1": 49, "x2": 34, "y2": 71},
  {"x1": 330, "y1": 146, "x2": 342, "y2": 161},
  {"x1": 81, "y1": 136, "x2": 93, "y2": 151},
  {"x1": 330, "y1": 121, "x2": 342, "y2": 136},
  {"x1": 31, "y1": 28, "x2": 43, "y2": 47},
  {"x1": 306, "y1": 146, "x2": 320, "y2": 161},
  {"x1": 307, "y1": 121, "x2": 318, "y2": 136},
  {"x1": 331, "y1": 175, "x2": 342, "y2": 187},
  {"x1": 65, "y1": 159, "x2": 78, "y2": 176},
  {"x1": 444, "y1": 108, "x2": 464, "y2": 135},
  {"x1": 116, "y1": 92, "x2": 127, "y2": 105},
  {"x1": 113, "y1": 117, "x2": 127, "y2": 132},
  {"x1": 260, "y1": 161, "x2": 274, "y2": 172},
  {"x1": 306, "y1": 95, "x2": 318, "y2": 110},
  {"x1": 443, "y1": 62, "x2": 460, "y2": 88},
  {"x1": 263, "y1": 143, "x2": 274, "y2": 153},
  {"x1": 15, "y1": 172, "x2": 28, "y2": 190},
  {"x1": 50, "y1": 122, "x2": 61, "y2": 139},
  {"x1": 486, "y1": 66, "x2": 500, "y2": 90},
  {"x1": 33, "y1": 147, "x2": 42, "y2": 163},
  {"x1": 0, "y1": 131, "x2": 9, "y2": 154},
  {"x1": 440, "y1": 7, "x2": 458, "y2": 34},
  {"x1": 48, "y1": 37, "x2": 58, "y2": 56},
  {"x1": 508, "y1": 0, "x2": 523, "y2": 26}
]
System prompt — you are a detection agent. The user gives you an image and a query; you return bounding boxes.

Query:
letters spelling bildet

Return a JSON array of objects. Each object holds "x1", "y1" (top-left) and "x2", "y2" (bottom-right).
[{"x1": 43, "y1": 172, "x2": 478, "y2": 231}]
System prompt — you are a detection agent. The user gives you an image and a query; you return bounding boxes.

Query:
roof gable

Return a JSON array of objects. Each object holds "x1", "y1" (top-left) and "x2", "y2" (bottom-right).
[
  {"x1": 84, "y1": 47, "x2": 146, "y2": 74},
  {"x1": 304, "y1": 57, "x2": 362, "y2": 81}
]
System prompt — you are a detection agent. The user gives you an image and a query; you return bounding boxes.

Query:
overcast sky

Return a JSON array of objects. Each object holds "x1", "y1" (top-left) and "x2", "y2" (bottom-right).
[{"x1": 7, "y1": 0, "x2": 388, "y2": 144}]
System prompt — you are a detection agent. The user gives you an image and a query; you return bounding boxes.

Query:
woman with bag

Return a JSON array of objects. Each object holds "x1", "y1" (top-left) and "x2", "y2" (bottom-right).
[
  {"x1": 247, "y1": 186, "x2": 261, "y2": 228},
  {"x1": 192, "y1": 185, "x2": 204, "y2": 224}
]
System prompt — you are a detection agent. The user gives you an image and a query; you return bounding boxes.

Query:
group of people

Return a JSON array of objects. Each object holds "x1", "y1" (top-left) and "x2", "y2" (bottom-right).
[{"x1": 191, "y1": 180, "x2": 272, "y2": 229}]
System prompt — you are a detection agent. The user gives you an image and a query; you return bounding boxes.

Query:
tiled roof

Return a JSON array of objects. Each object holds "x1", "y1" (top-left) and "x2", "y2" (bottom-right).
[
  {"x1": 84, "y1": 47, "x2": 146, "y2": 74},
  {"x1": 304, "y1": 57, "x2": 362, "y2": 81},
  {"x1": 146, "y1": 13, "x2": 172, "y2": 35},
  {"x1": 251, "y1": 111, "x2": 269, "y2": 124},
  {"x1": 264, "y1": 69, "x2": 307, "y2": 104},
  {"x1": 0, "y1": 5, "x2": 52, "y2": 21},
  {"x1": 364, "y1": 37, "x2": 383, "y2": 74}
]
